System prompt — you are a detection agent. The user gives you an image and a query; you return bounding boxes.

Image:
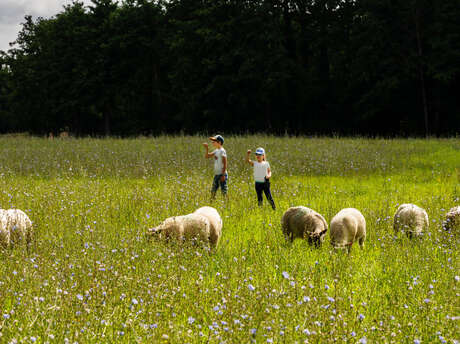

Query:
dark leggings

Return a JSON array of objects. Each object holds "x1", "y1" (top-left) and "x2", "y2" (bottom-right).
[{"x1": 255, "y1": 180, "x2": 276, "y2": 209}]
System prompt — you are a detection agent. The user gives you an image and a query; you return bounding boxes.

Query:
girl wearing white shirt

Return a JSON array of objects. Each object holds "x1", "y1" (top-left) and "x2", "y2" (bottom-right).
[{"x1": 246, "y1": 147, "x2": 276, "y2": 210}]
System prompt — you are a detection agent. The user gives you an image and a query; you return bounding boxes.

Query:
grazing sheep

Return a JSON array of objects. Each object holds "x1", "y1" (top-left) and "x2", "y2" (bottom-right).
[
  {"x1": 0, "y1": 209, "x2": 33, "y2": 248},
  {"x1": 393, "y1": 203, "x2": 428, "y2": 238},
  {"x1": 148, "y1": 213, "x2": 213, "y2": 248},
  {"x1": 281, "y1": 206, "x2": 328, "y2": 246},
  {"x1": 193, "y1": 206, "x2": 223, "y2": 248},
  {"x1": 443, "y1": 206, "x2": 460, "y2": 231},
  {"x1": 330, "y1": 208, "x2": 366, "y2": 252}
]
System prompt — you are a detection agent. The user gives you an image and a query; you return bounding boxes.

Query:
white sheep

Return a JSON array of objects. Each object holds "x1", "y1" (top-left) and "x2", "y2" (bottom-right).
[
  {"x1": 393, "y1": 203, "x2": 428, "y2": 238},
  {"x1": 330, "y1": 208, "x2": 366, "y2": 252},
  {"x1": 148, "y1": 213, "x2": 213, "y2": 248},
  {"x1": 0, "y1": 208, "x2": 33, "y2": 248},
  {"x1": 281, "y1": 206, "x2": 328, "y2": 246},
  {"x1": 193, "y1": 206, "x2": 222, "y2": 248},
  {"x1": 443, "y1": 206, "x2": 460, "y2": 231}
]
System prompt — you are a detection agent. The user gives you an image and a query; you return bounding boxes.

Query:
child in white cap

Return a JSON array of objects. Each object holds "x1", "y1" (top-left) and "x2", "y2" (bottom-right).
[{"x1": 245, "y1": 147, "x2": 276, "y2": 210}]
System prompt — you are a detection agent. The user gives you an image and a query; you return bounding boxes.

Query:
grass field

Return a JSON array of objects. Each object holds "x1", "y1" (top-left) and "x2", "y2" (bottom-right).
[{"x1": 0, "y1": 135, "x2": 459, "y2": 343}]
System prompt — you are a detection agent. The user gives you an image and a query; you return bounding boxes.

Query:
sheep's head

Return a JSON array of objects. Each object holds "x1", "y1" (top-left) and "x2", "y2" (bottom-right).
[
  {"x1": 443, "y1": 211, "x2": 459, "y2": 231},
  {"x1": 146, "y1": 218, "x2": 170, "y2": 239},
  {"x1": 146, "y1": 226, "x2": 162, "y2": 241},
  {"x1": 306, "y1": 214, "x2": 328, "y2": 247},
  {"x1": 308, "y1": 228, "x2": 328, "y2": 247},
  {"x1": 147, "y1": 217, "x2": 178, "y2": 240},
  {"x1": 148, "y1": 226, "x2": 162, "y2": 235}
]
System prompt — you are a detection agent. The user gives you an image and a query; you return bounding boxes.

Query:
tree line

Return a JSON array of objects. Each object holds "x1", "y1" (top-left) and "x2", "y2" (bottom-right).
[{"x1": 0, "y1": 0, "x2": 459, "y2": 136}]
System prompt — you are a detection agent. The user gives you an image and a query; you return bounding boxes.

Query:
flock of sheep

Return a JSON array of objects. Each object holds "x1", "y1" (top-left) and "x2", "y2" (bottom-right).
[
  {"x1": 146, "y1": 204, "x2": 458, "y2": 252},
  {"x1": 0, "y1": 204, "x2": 458, "y2": 250}
]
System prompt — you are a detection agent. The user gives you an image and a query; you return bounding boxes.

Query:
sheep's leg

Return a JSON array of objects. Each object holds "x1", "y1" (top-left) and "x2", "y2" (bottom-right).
[
  {"x1": 346, "y1": 243, "x2": 353, "y2": 254},
  {"x1": 26, "y1": 230, "x2": 33, "y2": 254},
  {"x1": 358, "y1": 238, "x2": 365, "y2": 249}
]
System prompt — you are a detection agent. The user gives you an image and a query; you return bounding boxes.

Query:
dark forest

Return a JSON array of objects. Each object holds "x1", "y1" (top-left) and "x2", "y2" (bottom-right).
[{"x1": 0, "y1": 0, "x2": 459, "y2": 136}]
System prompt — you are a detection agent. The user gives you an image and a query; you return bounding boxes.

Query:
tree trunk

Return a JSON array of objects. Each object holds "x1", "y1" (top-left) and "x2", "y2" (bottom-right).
[
  {"x1": 104, "y1": 103, "x2": 111, "y2": 136},
  {"x1": 433, "y1": 80, "x2": 441, "y2": 136},
  {"x1": 414, "y1": 4, "x2": 429, "y2": 137}
]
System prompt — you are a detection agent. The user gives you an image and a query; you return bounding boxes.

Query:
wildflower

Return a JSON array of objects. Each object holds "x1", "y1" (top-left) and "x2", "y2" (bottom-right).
[
  {"x1": 250, "y1": 328, "x2": 257, "y2": 335},
  {"x1": 351, "y1": 331, "x2": 356, "y2": 337},
  {"x1": 188, "y1": 317, "x2": 195, "y2": 324},
  {"x1": 358, "y1": 314, "x2": 365, "y2": 321},
  {"x1": 414, "y1": 340, "x2": 421, "y2": 344},
  {"x1": 359, "y1": 337, "x2": 367, "y2": 344},
  {"x1": 325, "y1": 284, "x2": 330, "y2": 290},
  {"x1": 424, "y1": 298, "x2": 430, "y2": 303},
  {"x1": 76, "y1": 294, "x2": 83, "y2": 301},
  {"x1": 455, "y1": 276, "x2": 459, "y2": 282},
  {"x1": 303, "y1": 296, "x2": 310, "y2": 302},
  {"x1": 282, "y1": 271, "x2": 290, "y2": 279},
  {"x1": 131, "y1": 298, "x2": 138, "y2": 305},
  {"x1": 248, "y1": 284, "x2": 255, "y2": 291}
]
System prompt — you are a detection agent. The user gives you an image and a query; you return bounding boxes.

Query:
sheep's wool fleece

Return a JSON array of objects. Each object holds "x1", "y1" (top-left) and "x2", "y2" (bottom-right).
[
  {"x1": 159, "y1": 214, "x2": 211, "y2": 244},
  {"x1": 444, "y1": 206, "x2": 460, "y2": 231},
  {"x1": 281, "y1": 206, "x2": 328, "y2": 240},
  {"x1": 0, "y1": 209, "x2": 33, "y2": 247},
  {"x1": 393, "y1": 203, "x2": 428, "y2": 235},
  {"x1": 193, "y1": 206, "x2": 222, "y2": 247},
  {"x1": 330, "y1": 208, "x2": 366, "y2": 248}
]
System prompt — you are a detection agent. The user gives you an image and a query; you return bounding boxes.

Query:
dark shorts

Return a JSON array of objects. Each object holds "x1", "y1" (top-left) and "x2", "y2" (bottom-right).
[{"x1": 211, "y1": 173, "x2": 228, "y2": 195}]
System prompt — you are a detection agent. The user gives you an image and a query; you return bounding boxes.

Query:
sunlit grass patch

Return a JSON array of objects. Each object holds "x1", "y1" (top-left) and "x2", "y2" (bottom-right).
[{"x1": 0, "y1": 135, "x2": 458, "y2": 343}]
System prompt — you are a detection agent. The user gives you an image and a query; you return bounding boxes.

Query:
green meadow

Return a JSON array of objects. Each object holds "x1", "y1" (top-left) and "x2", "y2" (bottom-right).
[{"x1": 0, "y1": 135, "x2": 458, "y2": 343}]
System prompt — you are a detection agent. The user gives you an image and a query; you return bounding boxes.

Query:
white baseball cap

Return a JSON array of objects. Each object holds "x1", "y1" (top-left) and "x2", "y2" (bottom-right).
[{"x1": 255, "y1": 147, "x2": 265, "y2": 155}]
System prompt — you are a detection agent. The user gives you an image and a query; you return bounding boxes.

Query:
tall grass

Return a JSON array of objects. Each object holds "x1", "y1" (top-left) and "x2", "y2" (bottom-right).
[{"x1": 0, "y1": 136, "x2": 458, "y2": 343}]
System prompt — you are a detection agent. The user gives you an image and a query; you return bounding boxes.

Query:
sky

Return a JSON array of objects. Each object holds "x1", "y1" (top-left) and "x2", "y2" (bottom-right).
[{"x1": 0, "y1": 0, "x2": 93, "y2": 52}]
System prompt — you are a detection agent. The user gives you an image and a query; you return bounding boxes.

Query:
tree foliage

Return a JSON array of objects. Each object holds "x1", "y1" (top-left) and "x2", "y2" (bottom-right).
[{"x1": 0, "y1": 0, "x2": 458, "y2": 136}]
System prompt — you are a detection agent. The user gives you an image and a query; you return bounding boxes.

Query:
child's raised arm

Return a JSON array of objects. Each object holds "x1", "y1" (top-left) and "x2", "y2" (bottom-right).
[
  {"x1": 202, "y1": 142, "x2": 214, "y2": 159},
  {"x1": 246, "y1": 150, "x2": 254, "y2": 166}
]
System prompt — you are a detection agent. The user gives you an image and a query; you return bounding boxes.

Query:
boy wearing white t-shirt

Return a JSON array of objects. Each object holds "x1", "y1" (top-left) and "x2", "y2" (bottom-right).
[
  {"x1": 246, "y1": 147, "x2": 276, "y2": 210},
  {"x1": 202, "y1": 135, "x2": 228, "y2": 199}
]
